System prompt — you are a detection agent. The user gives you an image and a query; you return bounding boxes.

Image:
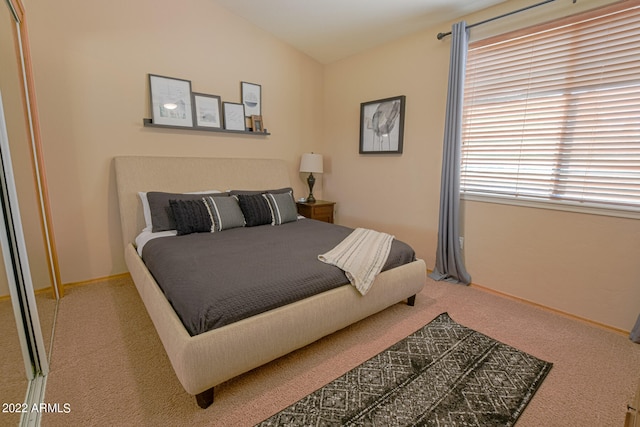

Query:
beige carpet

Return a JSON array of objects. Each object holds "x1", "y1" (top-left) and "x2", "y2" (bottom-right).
[{"x1": 40, "y1": 275, "x2": 640, "y2": 427}]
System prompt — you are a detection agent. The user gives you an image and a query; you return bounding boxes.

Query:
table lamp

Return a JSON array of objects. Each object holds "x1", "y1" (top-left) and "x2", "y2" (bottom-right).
[{"x1": 299, "y1": 153, "x2": 323, "y2": 203}]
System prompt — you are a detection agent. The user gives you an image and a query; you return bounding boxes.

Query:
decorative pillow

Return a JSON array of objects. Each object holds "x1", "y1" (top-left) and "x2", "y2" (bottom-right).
[
  {"x1": 263, "y1": 191, "x2": 298, "y2": 225},
  {"x1": 202, "y1": 196, "x2": 245, "y2": 231},
  {"x1": 236, "y1": 194, "x2": 272, "y2": 227},
  {"x1": 169, "y1": 199, "x2": 213, "y2": 236},
  {"x1": 146, "y1": 191, "x2": 226, "y2": 232}
]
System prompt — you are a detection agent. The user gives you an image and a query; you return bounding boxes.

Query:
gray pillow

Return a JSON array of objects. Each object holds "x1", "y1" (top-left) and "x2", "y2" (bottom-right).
[
  {"x1": 264, "y1": 191, "x2": 298, "y2": 225},
  {"x1": 146, "y1": 191, "x2": 228, "y2": 232},
  {"x1": 229, "y1": 187, "x2": 293, "y2": 196},
  {"x1": 202, "y1": 196, "x2": 245, "y2": 231}
]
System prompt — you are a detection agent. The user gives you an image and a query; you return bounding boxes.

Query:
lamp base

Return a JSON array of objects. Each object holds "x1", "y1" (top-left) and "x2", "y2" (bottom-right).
[{"x1": 306, "y1": 172, "x2": 317, "y2": 203}]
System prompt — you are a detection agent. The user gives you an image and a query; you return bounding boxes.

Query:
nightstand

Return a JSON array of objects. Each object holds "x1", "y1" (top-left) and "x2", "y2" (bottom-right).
[{"x1": 296, "y1": 200, "x2": 335, "y2": 224}]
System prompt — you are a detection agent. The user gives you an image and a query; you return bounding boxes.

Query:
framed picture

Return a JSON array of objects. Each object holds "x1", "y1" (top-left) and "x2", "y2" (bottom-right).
[
  {"x1": 359, "y1": 95, "x2": 405, "y2": 154},
  {"x1": 223, "y1": 102, "x2": 246, "y2": 131},
  {"x1": 251, "y1": 115, "x2": 264, "y2": 132},
  {"x1": 192, "y1": 93, "x2": 222, "y2": 129},
  {"x1": 149, "y1": 74, "x2": 193, "y2": 127},
  {"x1": 241, "y1": 81, "x2": 261, "y2": 117}
]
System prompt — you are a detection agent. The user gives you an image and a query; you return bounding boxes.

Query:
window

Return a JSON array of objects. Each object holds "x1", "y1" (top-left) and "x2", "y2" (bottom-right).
[{"x1": 461, "y1": 1, "x2": 640, "y2": 217}]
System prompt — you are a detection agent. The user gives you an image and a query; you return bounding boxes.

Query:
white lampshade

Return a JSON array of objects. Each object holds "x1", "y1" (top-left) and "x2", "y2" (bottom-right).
[{"x1": 299, "y1": 153, "x2": 323, "y2": 174}]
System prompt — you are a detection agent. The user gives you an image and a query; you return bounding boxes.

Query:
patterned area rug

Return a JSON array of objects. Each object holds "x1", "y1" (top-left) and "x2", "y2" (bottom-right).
[{"x1": 257, "y1": 312, "x2": 552, "y2": 426}]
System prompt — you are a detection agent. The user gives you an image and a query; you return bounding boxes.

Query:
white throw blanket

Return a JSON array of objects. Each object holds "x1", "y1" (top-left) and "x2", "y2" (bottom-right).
[{"x1": 318, "y1": 228, "x2": 394, "y2": 295}]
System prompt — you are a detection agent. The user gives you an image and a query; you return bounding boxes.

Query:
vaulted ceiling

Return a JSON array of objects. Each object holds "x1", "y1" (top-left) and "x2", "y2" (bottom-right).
[{"x1": 214, "y1": 0, "x2": 507, "y2": 63}]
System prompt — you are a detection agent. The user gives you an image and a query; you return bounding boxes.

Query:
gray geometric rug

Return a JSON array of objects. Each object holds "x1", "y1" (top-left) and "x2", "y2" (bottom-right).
[{"x1": 257, "y1": 312, "x2": 552, "y2": 426}]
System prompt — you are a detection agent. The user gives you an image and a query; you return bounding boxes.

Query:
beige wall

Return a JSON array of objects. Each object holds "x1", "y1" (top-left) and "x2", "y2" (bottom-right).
[
  {"x1": 0, "y1": 7, "x2": 50, "y2": 295},
  {"x1": 23, "y1": 0, "x2": 325, "y2": 284},
  {"x1": 322, "y1": 0, "x2": 639, "y2": 331},
  {"x1": 16, "y1": 0, "x2": 639, "y2": 331}
]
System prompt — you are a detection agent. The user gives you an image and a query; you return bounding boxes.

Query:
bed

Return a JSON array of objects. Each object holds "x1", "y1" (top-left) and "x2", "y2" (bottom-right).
[{"x1": 114, "y1": 156, "x2": 426, "y2": 408}]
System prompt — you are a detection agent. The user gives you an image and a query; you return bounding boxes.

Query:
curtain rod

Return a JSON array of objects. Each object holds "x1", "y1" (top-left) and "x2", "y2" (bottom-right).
[{"x1": 436, "y1": 0, "x2": 576, "y2": 40}]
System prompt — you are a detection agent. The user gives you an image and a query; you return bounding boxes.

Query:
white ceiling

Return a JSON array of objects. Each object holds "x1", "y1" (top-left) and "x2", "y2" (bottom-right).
[{"x1": 214, "y1": 0, "x2": 507, "y2": 64}]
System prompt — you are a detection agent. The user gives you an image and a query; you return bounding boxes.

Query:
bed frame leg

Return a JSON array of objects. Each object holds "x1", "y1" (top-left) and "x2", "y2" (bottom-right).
[
  {"x1": 407, "y1": 295, "x2": 416, "y2": 306},
  {"x1": 195, "y1": 387, "x2": 214, "y2": 409}
]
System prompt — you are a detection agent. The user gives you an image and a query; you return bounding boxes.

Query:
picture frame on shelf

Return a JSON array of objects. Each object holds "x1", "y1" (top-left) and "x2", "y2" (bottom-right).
[
  {"x1": 192, "y1": 93, "x2": 222, "y2": 129},
  {"x1": 223, "y1": 102, "x2": 246, "y2": 131},
  {"x1": 251, "y1": 115, "x2": 264, "y2": 132},
  {"x1": 149, "y1": 74, "x2": 193, "y2": 127},
  {"x1": 241, "y1": 81, "x2": 261, "y2": 117},
  {"x1": 359, "y1": 95, "x2": 405, "y2": 154}
]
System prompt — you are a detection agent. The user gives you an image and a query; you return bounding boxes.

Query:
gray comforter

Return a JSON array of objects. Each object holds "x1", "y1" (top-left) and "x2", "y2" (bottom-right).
[{"x1": 142, "y1": 219, "x2": 415, "y2": 336}]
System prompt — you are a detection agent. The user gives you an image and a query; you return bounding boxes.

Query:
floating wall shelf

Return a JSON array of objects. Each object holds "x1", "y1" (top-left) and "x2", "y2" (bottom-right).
[{"x1": 142, "y1": 118, "x2": 270, "y2": 136}]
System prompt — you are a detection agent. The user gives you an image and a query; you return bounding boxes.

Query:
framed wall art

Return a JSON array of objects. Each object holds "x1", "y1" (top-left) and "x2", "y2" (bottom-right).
[
  {"x1": 192, "y1": 93, "x2": 222, "y2": 129},
  {"x1": 149, "y1": 74, "x2": 193, "y2": 127},
  {"x1": 241, "y1": 81, "x2": 261, "y2": 117},
  {"x1": 359, "y1": 95, "x2": 405, "y2": 154},
  {"x1": 223, "y1": 102, "x2": 246, "y2": 131}
]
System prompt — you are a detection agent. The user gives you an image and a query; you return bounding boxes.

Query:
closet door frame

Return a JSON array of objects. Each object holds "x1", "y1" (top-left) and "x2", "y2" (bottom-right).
[{"x1": 5, "y1": 0, "x2": 63, "y2": 299}]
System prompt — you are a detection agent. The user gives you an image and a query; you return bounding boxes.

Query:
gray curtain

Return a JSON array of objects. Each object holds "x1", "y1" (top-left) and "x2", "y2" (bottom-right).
[{"x1": 429, "y1": 21, "x2": 472, "y2": 285}]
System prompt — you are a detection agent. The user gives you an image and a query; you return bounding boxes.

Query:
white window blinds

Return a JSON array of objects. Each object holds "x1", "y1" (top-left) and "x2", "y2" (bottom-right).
[{"x1": 461, "y1": 1, "x2": 640, "y2": 215}]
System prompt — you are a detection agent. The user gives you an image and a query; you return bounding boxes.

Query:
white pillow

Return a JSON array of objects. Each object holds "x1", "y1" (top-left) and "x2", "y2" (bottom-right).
[{"x1": 138, "y1": 191, "x2": 153, "y2": 232}]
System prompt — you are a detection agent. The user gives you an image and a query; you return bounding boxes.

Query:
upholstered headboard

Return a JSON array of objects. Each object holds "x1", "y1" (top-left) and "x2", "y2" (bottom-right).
[{"x1": 114, "y1": 156, "x2": 291, "y2": 246}]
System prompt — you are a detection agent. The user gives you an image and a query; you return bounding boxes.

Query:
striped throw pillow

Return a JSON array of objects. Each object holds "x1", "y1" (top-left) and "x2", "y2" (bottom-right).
[
  {"x1": 263, "y1": 191, "x2": 298, "y2": 225},
  {"x1": 202, "y1": 196, "x2": 246, "y2": 231}
]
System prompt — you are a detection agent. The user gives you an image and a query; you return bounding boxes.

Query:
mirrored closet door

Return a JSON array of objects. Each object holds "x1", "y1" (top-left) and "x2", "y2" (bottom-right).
[
  {"x1": 1, "y1": 0, "x2": 61, "y2": 425},
  {"x1": 0, "y1": 88, "x2": 50, "y2": 425}
]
